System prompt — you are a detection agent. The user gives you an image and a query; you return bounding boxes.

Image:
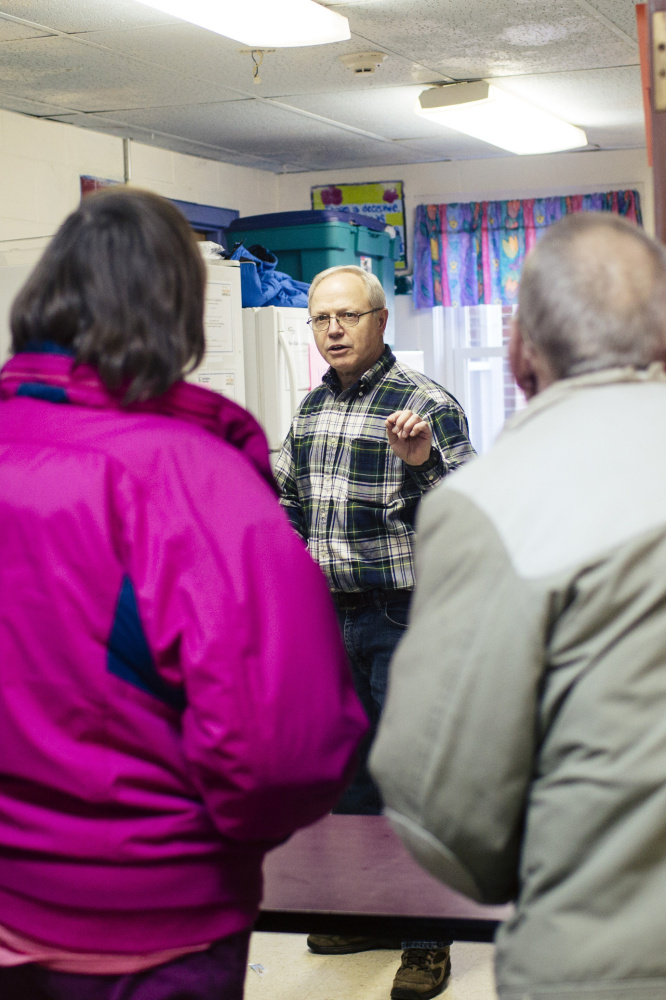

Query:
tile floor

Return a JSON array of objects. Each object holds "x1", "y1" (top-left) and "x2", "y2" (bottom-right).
[{"x1": 245, "y1": 933, "x2": 498, "y2": 1000}]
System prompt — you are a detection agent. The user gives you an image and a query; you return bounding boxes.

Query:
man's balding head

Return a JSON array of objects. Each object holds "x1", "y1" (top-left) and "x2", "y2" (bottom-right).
[{"x1": 513, "y1": 214, "x2": 666, "y2": 396}]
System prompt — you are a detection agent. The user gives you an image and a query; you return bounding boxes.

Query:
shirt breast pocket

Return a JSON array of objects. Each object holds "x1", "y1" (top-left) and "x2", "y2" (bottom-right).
[{"x1": 347, "y1": 436, "x2": 401, "y2": 507}]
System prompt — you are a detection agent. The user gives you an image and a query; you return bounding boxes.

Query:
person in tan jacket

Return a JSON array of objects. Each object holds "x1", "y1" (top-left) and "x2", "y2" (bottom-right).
[{"x1": 371, "y1": 211, "x2": 666, "y2": 1000}]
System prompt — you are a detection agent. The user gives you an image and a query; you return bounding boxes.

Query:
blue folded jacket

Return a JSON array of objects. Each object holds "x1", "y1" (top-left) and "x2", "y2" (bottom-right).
[{"x1": 231, "y1": 243, "x2": 310, "y2": 308}]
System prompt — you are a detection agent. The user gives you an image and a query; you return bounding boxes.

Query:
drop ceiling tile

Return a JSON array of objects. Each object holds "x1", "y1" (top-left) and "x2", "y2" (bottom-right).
[
  {"x1": 52, "y1": 100, "x2": 431, "y2": 172},
  {"x1": 496, "y1": 66, "x2": 643, "y2": 128},
  {"x1": 390, "y1": 136, "x2": 518, "y2": 162},
  {"x1": 325, "y1": 0, "x2": 638, "y2": 76},
  {"x1": 80, "y1": 23, "x2": 450, "y2": 99},
  {"x1": 0, "y1": 0, "x2": 176, "y2": 33},
  {"x1": 157, "y1": 99, "x2": 408, "y2": 163},
  {"x1": 582, "y1": 124, "x2": 647, "y2": 149},
  {"x1": 275, "y1": 86, "x2": 461, "y2": 140},
  {"x1": 0, "y1": 34, "x2": 240, "y2": 111},
  {"x1": 0, "y1": 15, "x2": 50, "y2": 41},
  {"x1": 0, "y1": 89, "x2": 74, "y2": 116},
  {"x1": 87, "y1": 100, "x2": 326, "y2": 158},
  {"x1": 48, "y1": 110, "x2": 286, "y2": 169},
  {"x1": 579, "y1": 0, "x2": 639, "y2": 41}
]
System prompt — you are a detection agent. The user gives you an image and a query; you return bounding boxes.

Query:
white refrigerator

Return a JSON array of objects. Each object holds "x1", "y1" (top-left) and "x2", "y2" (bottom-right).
[
  {"x1": 188, "y1": 259, "x2": 246, "y2": 405},
  {"x1": 242, "y1": 306, "x2": 320, "y2": 456}
]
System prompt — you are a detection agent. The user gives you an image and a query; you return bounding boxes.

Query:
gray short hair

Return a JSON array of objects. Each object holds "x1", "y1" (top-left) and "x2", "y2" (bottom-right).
[
  {"x1": 517, "y1": 213, "x2": 666, "y2": 379},
  {"x1": 308, "y1": 264, "x2": 386, "y2": 312}
]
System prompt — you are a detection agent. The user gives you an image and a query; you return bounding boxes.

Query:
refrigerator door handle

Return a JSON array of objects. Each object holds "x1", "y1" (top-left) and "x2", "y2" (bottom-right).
[{"x1": 277, "y1": 327, "x2": 298, "y2": 418}]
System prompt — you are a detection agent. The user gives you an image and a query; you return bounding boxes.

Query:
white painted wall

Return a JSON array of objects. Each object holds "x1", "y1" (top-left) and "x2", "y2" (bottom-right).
[
  {"x1": 129, "y1": 141, "x2": 279, "y2": 220},
  {"x1": 0, "y1": 108, "x2": 279, "y2": 244},
  {"x1": 276, "y1": 148, "x2": 655, "y2": 261}
]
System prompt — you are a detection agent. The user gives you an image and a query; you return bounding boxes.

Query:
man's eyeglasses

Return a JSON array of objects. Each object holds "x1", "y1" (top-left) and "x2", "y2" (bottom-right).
[{"x1": 307, "y1": 309, "x2": 380, "y2": 334}]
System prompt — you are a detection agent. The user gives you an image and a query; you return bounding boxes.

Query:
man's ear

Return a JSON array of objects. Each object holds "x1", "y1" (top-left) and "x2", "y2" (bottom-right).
[
  {"x1": 508, "y1": 317, "x2": 539, "y2": 400},
  {"x1": 377, "y1": 308, "x2": 389, "y2": 335}
]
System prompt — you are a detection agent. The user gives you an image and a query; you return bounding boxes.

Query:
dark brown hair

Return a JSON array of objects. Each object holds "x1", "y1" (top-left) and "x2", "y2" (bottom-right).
[{"x1": 11, "y1": 186, "x2": 206, "y2": 402}]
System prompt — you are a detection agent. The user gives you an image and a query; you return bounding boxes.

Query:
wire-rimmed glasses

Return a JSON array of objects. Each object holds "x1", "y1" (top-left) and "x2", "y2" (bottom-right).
[{"x1": 306, "y1": 309, "x2": 380, "y2": 334}]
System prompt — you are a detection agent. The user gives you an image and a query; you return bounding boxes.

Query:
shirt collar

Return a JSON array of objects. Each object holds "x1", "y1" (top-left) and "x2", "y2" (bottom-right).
[
  {"x1": 322, "y1": 345, "x2": 396, "y2": 398},
  {"x1": 505, "y1": 362, "x2": 666, "y2": 432}
]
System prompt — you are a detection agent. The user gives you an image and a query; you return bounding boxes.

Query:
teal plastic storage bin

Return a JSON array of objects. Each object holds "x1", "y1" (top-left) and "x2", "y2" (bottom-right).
[{"x1": 226, "y1": 211, "x2": 399, "y2": 342}]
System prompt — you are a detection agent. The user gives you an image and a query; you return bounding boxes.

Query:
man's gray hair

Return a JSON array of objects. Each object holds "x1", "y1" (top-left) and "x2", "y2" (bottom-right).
[
  {"x1": 308, "y1": 264, "x2": 386, "y2": 312},
  {"x1": 518, "y1": 213, "x2": 666, "y2": 379}
]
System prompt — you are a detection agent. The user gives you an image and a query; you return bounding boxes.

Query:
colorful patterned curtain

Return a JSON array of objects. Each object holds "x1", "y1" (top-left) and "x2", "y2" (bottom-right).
[{"x1": 413, "y1": 190, "x2": 643, "y2": 309}]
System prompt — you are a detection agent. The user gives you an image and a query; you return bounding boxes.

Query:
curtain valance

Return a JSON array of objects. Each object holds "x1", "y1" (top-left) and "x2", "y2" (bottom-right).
[{"x1": 413, "y1": 190, "x2": 642, "y2": 309}]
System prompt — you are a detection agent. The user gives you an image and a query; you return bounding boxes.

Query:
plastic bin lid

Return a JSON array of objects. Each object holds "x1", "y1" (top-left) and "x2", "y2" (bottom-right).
[{"x1": 226, "y1": 209, "x2": 388, "y2": 233}]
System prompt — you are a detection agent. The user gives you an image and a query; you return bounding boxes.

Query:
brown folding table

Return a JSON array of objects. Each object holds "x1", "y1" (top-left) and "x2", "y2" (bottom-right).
[{"x1": 257, "y1": 814, "x2": 511, "y2": 942}]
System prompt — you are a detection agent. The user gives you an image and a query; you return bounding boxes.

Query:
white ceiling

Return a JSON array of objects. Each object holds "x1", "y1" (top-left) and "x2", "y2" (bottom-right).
[{"x1": 0, "y1": 0, "x2": 645, "y2": 173}]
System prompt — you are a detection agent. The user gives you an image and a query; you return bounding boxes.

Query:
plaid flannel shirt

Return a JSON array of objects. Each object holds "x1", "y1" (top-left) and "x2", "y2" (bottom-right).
[{"x1": 275, "y1": 346, "x2": 476, "y2": 593}]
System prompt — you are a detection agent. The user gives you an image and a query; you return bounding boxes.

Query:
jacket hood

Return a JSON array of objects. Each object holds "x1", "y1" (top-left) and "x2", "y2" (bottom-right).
[{"x1": 0, "y1": 351, "x2": 277, "y2": 493}]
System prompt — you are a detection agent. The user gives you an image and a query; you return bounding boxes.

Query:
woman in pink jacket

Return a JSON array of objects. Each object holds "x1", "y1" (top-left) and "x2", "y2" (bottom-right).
[{"x1": 0, "y1": 187, "x2": 366, "y2": 1000}]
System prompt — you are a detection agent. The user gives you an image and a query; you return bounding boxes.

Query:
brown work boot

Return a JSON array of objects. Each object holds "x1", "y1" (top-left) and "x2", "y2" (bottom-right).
[
  {"x1": 390, "y1": 946, "x2": 451, "y2": 1000},
  {"x1": 307, "y1": 933, "x2": 400, "y2": 954}
]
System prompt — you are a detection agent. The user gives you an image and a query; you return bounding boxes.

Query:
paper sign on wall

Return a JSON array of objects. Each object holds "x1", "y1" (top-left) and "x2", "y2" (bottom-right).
[{"x1": 311, "y1": 180, "x2": 406, "y2": 270}]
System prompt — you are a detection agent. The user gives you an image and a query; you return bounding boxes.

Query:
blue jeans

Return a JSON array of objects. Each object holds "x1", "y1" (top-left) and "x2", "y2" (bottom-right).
[
  {"x1": 332, "y1": 594, "x2": 451, "y2": 951},
  {"x1": 333, "y1": 594, "x2": 411, "y2": 816}
]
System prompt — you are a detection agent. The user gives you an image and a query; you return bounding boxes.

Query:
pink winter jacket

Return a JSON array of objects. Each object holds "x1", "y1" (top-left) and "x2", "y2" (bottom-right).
[{"x1": 0, "y1": 351, "x2": 367, "y2": 955}]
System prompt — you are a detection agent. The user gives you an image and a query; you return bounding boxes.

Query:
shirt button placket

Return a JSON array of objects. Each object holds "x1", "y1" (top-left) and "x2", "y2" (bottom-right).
[{"x1": 327, "y1": 402, "x2": 344, "y2": 501}]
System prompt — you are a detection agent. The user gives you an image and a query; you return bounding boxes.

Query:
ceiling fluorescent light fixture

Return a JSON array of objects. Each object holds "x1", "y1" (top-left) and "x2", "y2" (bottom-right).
[
  {"x1": 133, "y1": 0, "x2": 350, "y2": 46},
  {"x1": 417, "y1": 81, "x2": 587, "y2": 155}
]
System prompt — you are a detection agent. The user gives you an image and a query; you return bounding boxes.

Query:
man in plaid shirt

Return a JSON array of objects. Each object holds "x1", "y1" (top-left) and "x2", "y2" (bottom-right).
[{"x1": 275, "y1": 264, "x2": 475, "y2": 1000}]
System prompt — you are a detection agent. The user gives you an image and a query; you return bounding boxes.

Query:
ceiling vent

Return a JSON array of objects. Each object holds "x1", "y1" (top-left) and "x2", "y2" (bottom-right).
[{"x1": 338, "y1": 51, "x2": 388, "y2": 74}]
